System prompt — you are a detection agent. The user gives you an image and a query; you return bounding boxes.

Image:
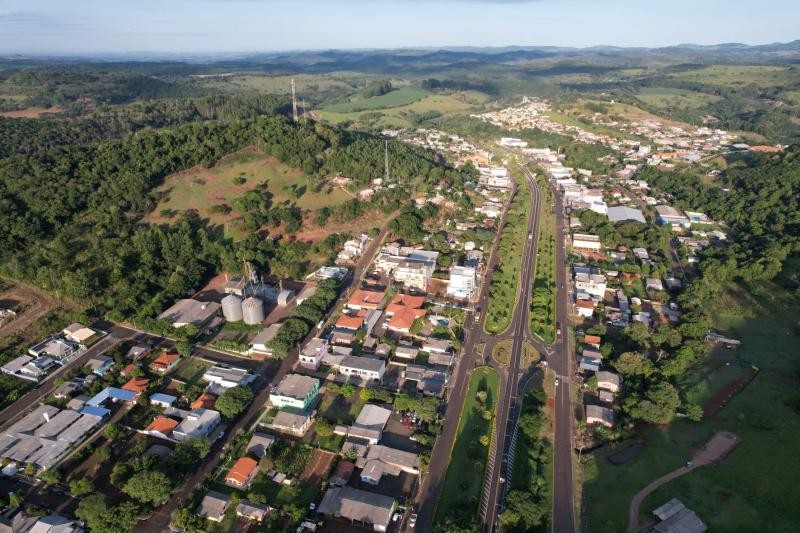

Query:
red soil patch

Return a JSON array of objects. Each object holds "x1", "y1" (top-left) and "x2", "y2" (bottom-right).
[
  {"x1": 703, "y1": 367, "x2": 759, "y2": 417},
  {"x1": 0, "y1": 106, "x2": 61, "y2": 118},
  {"x1": 300, "y1": 449, "x2": 336, "y2": 487}
]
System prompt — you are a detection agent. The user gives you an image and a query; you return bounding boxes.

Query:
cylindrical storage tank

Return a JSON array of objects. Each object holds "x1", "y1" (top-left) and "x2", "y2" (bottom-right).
[
  {"x1": 242, "y1": 297, "x2": 265, "y2": 325},
  {"x1": 221, "y1": 294, "x2": 243, "y2": 322}
]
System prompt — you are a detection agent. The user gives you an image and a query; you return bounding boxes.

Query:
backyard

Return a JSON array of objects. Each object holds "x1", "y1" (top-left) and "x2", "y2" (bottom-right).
[
  {"x1": 434, "y1": 366, "x2": 499, "y2": 529},
  {"x1": 582, "y1": 261, "x2": 800, "y2": 532}
]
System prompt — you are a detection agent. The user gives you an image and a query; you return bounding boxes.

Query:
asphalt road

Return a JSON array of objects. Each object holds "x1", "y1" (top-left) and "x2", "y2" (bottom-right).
[
  {"x1": 414, "y1": 180, "x2": 521, "y2": 531},
  {"x1": 482, "y1": 166, "x2": 543, "y2": 533},
  {"x1": 0, "y1": 327, "x2": 139, "y2": 429}
]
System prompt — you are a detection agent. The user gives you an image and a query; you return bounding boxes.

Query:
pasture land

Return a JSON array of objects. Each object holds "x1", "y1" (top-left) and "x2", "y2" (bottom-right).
[
  {"x1": 582, "y1": 259, "x2": 800, "y2": 532},
  {"x1": 665, "y1": 64, "x2": 799, "y2": 87},
  {"x1": 322, "y1": 87, "x2": 430, "y2": 113},
  {"x1": 146, "y1": 147, "x2": 350, "y2": 235},
  {"x1": 635, "y1": 86, "x2": 721, "y2": 109}
]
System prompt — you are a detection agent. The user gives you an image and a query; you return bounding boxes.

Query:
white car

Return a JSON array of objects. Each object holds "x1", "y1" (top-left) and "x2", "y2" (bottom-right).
[{"x1": 555, "y1": 378, "x2": 560, "y2": 386}]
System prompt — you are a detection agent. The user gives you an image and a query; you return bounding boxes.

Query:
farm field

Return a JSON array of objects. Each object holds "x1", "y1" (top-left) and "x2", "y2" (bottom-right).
[
  {"x1": 434, "y1": 366, "x2": 499, "y2": 529},
  {"x1": 321, "y1": 86, "x2": 430, "y2": 113},
  {"x1": 146, "y1": 147, "x2": 351, "y2": 236},
  {"x1": 635, "y1": 86, "x2": 721, "y2": 109},
  {"x1": 582, "y1": 259, "x2": 800, "y2": 533},
  {"x1": 665, "y1": 64, "x2": 799, "y2": 87},
  {"x1": 318, "y1": 91, "x2": 486, "y2": 128}
]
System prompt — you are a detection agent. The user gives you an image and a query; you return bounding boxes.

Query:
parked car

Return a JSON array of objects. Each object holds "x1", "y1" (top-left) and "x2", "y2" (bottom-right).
[{"x1": 409, "y1": 513, "x2": 417, "y2": 528}]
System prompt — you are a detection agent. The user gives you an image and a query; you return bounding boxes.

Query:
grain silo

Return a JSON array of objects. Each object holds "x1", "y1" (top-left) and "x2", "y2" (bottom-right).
[
  {"x1": 221, "y1": 294, "x2": 243, "y2": 322},
  {"x1": 242, "y1": 297, "x2": 265, "y2": 325}
]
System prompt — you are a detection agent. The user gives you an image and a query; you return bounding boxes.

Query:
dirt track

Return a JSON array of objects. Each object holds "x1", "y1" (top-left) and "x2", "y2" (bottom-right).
[
  {"x1": 0, "y1": 283, "x2": 57, "y2": 339},
  {"x1": 703, "y1": 367, "x2": 758, "y2": 417}
]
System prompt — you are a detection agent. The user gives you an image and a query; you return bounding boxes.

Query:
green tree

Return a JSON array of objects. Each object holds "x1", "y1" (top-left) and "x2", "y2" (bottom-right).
[
  {"x1": 123, "y1": 470, "x2": 173, "y2": 504},
  {"x1": 499, "y1": 490, "x2": 546, "y2": 529},
  {"x1": 625, "y1": 381, "x2": 681, "y2": 424},
  {"x1": 685, "y1": 403, "x2": 704, "y2": 422},
  {"x1": 171, "y1": 507, "x2": 205, "y2": 532},
  {"x1": 103, "y1": 422, "x2": 121, "y2": 441},
  {"x1": 215, "y1": 385, "x2": 254, "y2": 419},
  {"x1": 38, "y1": 468, "x2": 61, "y2": 485},
  {"x1": 69, "y1": 477, "x2": 95, "y2": 497},
  {"x1": 613, "y1": 351, "x2": 656, "y2": 378}
]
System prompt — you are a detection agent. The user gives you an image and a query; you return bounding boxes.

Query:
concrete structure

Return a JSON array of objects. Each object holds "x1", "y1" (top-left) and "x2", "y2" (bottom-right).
[
  {"x1": 652, "y1": 498, "x2": 708, "y2": 533},
  {"x1": 586, "y1": 405, "x2": 615, "y2": 427},
  {"x1": 607, "y1": 206, "x2": 646, "y2": 224},
  {"x1": 270, "y1": 374, "x2": 320, "y2": 411},
  {"x1": 271, "y1": 410, "x2": 313, "y2": 436},
  {"x1": 197, "y1": 491, "x2": 230, "y2": 522},
  {"x1": 242, "y1": 297, "x2": 265, "y2": 325},
  {"x1": 249, "y1": 324, "x2": 281, "y2": 357},
  {"x1": 572, "y1": 233, "x2": 602, "y2": 252},
  {"x1": 339, "y1": 356, "x2": 386, "y2": 383},
  {"x1": 595, "y1": 371, "x2": 621, "y2": 393},
  {"x1": 203, "y1": 365, "x2": 257, "y2": 393},
  {"x1": 655, "y1": 205, "x2": 691, "y2": 227},
  {"x1": 447, "y1": 266, "x2": 477, "y2": 299},
  {"x1": 299, "y1": 337, "x2": 327, "y2": 370},
  {"x1": 158, "y1": 299, "x2": 221, "y2": 329},
  {"x1": 318, "y1": 486, "x2": 396, "y2": 532},
  {"x1": 347, "y1": 404, "x2": 392, "y2": 444},
  {"x1": 246, "y1": 432, "x2": 275, "y2": 458},
  {"x1": 172, "y1": 408, "x2": 221, "y2": 441},
  {"x1": 357, "y1": 444, "x2": 420, "y2": 485}
]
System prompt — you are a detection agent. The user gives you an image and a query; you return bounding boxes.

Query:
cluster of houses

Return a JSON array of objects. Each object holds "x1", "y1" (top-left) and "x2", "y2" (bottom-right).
[
  {"x1": 1, "y1": 323, "x2": 98, "y2": 383},
  {"x1": 579, "y1": 334, "x2": 622, "y2": 429},
  {"x1": 474, "y1": 96, "x2": 742, "y2": 165}
]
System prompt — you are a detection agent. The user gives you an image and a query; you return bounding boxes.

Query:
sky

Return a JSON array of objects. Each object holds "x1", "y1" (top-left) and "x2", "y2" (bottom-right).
[{"x1": 0, "y1": 0, "x2": 798, "y2": 55}]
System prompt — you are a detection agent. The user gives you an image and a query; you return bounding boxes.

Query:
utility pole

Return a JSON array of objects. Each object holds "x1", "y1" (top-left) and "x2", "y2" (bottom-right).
[{"x1": 291, "y1": 79, "x2": 298, "y2": 123}]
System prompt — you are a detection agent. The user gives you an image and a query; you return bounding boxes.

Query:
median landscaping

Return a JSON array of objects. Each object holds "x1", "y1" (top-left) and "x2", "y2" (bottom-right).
[
  {"x1": 529, "y1": 172, "x2": 557, "y2": 344},
  {"x1": 434, "y1": 366, "x2": 499, "y2": 530},
  {"x1": 485, "y1": 176, "x2": 531, "y2": 335}
]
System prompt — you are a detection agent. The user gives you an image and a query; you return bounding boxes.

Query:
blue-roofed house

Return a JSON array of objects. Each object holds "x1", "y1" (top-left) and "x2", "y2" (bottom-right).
[
  {"x1": 150, "y1": 393, "x2": 177, "y2": 408},
  {"x1": 86, "y1": 387, "x2": 136, "y2": 407},
  {"x1": 81, "y1": 405, "x2": 111, "y2": 418},
  {"x1": 85, "y1": 355, "x2": 114, "y2": 376}
]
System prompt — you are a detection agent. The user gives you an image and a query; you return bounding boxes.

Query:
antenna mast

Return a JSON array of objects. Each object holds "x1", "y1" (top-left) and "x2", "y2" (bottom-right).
[{"x1": 291, "y1": 79, "x2": 299, "y2": 123}]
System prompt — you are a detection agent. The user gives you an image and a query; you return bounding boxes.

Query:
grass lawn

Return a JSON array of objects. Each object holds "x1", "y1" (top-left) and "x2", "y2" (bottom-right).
[
  {"x1": 434, "y1": 366, "x2": 499, "y2": 528},
  {"x1": 582, "y1": 259, "x2": 800, "y2": 532},
  {"x1": 146, "y1": 146, "x2": 351, "y2": 237},
  {"x1": 317, "y1": 390, "x2": 367, "y2": 425},
  {"x1": 492, "y1": 340, "x2": 512, "y2": 366},
  {"x1": 529, "y1": 173, "x2": 556, "y2": 344},
  {"x1": 485, "y1": 174, "x2": 529, "y2": 334},
  {"x1": 665, "y1": 65, "x2": 799, "y2": 87},
  {"x1": 172, "y1": 357, "x2": 211, "y2": 387}
]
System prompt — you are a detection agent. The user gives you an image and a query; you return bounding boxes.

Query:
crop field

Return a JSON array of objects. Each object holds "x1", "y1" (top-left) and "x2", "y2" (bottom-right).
[
  {"x1": 146, "y1": 147, "x2": 351, "y2": 235},
  {"x1": 635, "y1": 86, "x2": 721, "y2": 109},
  {"x1": 583, "y1": 259, "x2": 800, "y2": 532}
]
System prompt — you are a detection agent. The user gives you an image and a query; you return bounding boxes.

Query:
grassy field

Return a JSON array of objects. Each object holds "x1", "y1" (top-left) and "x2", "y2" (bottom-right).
[
  {"x1": 665, "y1": 65, "x2": 799, "y2": 87},
  {"x1": 492, "y1": 340, "x2": 512, "y2": 366},
  {"x1": 484, "y1": 176, "x2": 530, "y2": 335},
  {"x1": 635, "y1": 86, "x2": 721, "y2": 109},
  {"x1": 318, "y1": 91, "x2": 487, "y2": 128},
  {"x1": 582, "y1": 259, "x2": 800, "y2": 532},
  {"x1": 317, "y1": 389, "x2": 367, "y2": 425},
  {"x1": 172, "y1": 357, "x2": 212, "y2": 386},
  {"x1": 529, "y1": 173, "x2": 556, "y2": 344},
  {"x1": 434, "y1": 366, "x2": 499, "y2": 528},
  {"x1": 321, "y1": 87, "x2": 430, "y2": 113},
  {"x1": 146, "y1": 146, "x2": 351, "y2": 236}
]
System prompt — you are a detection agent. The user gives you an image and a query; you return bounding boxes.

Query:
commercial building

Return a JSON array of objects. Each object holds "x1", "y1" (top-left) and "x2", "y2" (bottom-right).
[
  {"x1": 572, "y1": 233, "x2": 602, "y2": 252},
  {"x1": 347, "y1": 404, "x2": 392, "y2": 444},
  {"x1": 607, "y1": 206, "x2": 646, "y2": 224},
  {"x1": 270, "y1": 374, "x2": 320, "y2": 411},
  {"x1": 299, "y1": 337, "x2": 327, "y2": 370},
  {"x1": 655, "y1": 205, "x2": 691, "y2": 227},
  {"x1": 447, "y1": 266, "x2": 476, "y2": 299},
  {"x1": 203, "y1": 365, "x2": 257, "y2": 394},
  {"x1": 157, "y1": 299, "x2": 221, "y2": 329},
  {"x1": 249, "y1": 324, "x2": 281, "y2": 357}
]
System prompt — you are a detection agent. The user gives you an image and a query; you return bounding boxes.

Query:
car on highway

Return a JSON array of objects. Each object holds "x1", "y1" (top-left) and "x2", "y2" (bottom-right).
[
  {"x1": 555, "y1": 378, "x2": 560, "y2": 386},
  {"x1": 408, "y1": 513, "x2": 417, "y2": 528}
]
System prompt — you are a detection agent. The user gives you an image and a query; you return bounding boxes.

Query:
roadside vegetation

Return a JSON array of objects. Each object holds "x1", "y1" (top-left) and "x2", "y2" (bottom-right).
[
  {"x1": 484, "y1": 176, "x2": 530, "y2": 334},
  {"x1": 529, "y1": 172, "x2": 557, "y2": 344},
  {"x1": 500, "y1": 387, "x2": 552, "y2": 531},
  {"x1": 434, "y1": 366, "x2": 498, "y2": 530}
]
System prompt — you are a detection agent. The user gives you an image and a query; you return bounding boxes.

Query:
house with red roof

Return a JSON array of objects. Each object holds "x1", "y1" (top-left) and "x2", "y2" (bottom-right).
[{"x1": 149, "y1": 351, "x2": 181, "y2": 374}]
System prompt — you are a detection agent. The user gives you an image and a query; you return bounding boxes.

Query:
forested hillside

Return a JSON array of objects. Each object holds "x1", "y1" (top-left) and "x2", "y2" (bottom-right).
[{"x1": 0, "y1": 113, "x2": 452, "y2": 321}]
